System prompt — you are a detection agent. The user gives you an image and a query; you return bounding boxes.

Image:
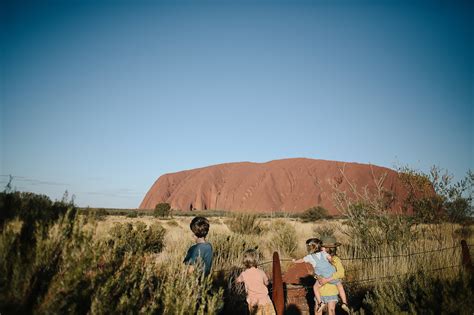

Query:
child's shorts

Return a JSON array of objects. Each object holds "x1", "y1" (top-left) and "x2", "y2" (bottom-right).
[
  {"x1": 321, "y1": 295, "x2": 339, "y2": 303},
  {"x1": 248, "y1": 303, "x2": 276, "y2": 315}
]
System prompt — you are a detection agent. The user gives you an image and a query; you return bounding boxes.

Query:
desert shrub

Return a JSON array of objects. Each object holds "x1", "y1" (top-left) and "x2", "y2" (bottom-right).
[
  {"x1": 300, "y1": 206, "x2": 328, "y2": 222},
  {"x1": 126, "y1": 211, "x2": 138, "y2": 218},
  {"x1": 266, "y1": 219, "x2": 298, "y2": 257},
  {"x1": 90, "y1": 208, "x2": 109, "y2": 220},
  {"x1": 333, "y1": 170, "x2": 418, "y2": 255},
  {"x1": 156, "y1": 264, "x2": 224, "y2": 315},
  {"x1": 399, "y1": 166, "x2": 473, "y2": 223},
  {"x1": 363, "y1": 271, "x2": 474, "y2": 314},
  {"x1": 209, "y1": 232, "x2": 259, "y2": 271},
  {"x1": 0, "y1": 207, "x2": 79, "y2": 314},
  {"x1": 340, "y1": 202, "x2": 417, "y2": 256},
  {"x1": 225, "y1": 212, "x2": 263, "y2": 235},
  {"x1": 108, "y1": 222, "x2": 166, "y2": 256},
  {"x1": 312, "y1": 222, "x2": 337, "y2": 238},
  {"x1": 0, "y1": 213, "x2": 167, "y2": 314},
  {"x1": 230, "y1": 213, "x2": 262, "y2": 234},
  {"x1": 0, "y1": 191, "x2": 73, "y2": 228},
  {"x1": 154, "y1": 203, "x2": 171, "y2": 218}
]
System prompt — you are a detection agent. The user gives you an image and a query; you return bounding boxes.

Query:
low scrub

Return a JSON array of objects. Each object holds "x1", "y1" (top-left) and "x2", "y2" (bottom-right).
[
  {"x1": 363, "y1": 270, "x2": 474, "y2": 314},
  {"x1": 266, "y1": 219, "x2": 298, "y2": 257},
  {"x1": 0, "y1": 192, "x2": 223, "y2": 314},
  {"x1": 300, "y1": 206, "x2": 328, "y2": 222},
  {"x1": 225, "y1": 212, "x2": 264, "y2": 235}
]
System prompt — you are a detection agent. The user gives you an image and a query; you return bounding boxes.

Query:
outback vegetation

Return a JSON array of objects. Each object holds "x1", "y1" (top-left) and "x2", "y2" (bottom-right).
[{"x1": 0, "y1": 167, "x2": 473, "y2": 314}]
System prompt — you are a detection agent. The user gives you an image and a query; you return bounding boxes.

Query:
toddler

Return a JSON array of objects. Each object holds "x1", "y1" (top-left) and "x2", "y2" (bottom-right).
[
  {"x1": 294, "y1": 238, "x2": 349, "y2": 313},
  {"x1": 236, "y1": 249, "x2": 276, "y2": 315}
]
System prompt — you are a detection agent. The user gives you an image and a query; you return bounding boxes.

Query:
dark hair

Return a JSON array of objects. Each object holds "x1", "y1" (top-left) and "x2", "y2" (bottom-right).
[
  {"x1": 305, "y1": 238, "x2": 322, "y2": 254},
  {"x1": 326, "y1": 247, "x2": 337, "y2": 256},
  {"x1": 190, "y1": 216, "x2": 209, "y2": 238}
]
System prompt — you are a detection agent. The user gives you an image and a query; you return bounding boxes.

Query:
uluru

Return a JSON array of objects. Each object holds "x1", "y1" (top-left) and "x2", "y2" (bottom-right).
[{"x1": 139, "y1": 158, "x2": 412, "y2": 215}]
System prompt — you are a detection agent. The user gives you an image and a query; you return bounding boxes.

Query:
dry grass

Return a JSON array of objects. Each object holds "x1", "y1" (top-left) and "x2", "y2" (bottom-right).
[
  {"x1": 2, "y1": 211, "x2": 472, "y2": 314},
  {"x1": 96, "y1": 216, "x2": 473, "y2": 284}
]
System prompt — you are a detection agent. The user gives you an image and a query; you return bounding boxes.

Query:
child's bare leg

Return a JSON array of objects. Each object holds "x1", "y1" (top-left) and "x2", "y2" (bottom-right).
[
  {"x1": 313, "y1": 281, "x2": 322, "y2": 304},
  {"x1": 336, "y1": 283, "x2": 348, "y2": 304}
]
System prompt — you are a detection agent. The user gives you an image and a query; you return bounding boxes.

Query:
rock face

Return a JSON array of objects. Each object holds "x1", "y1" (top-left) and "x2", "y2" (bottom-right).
[{"x1": 139, "y1": 158, "x2": 411, "y2": 215}]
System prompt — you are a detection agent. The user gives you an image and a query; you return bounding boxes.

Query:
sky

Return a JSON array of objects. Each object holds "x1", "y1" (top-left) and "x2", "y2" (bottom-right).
[{"x1": 1, "y1": 0, "x2": 472, "y2": 208}]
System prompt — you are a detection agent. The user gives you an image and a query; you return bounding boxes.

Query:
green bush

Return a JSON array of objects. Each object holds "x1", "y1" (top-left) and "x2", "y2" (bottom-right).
[
  {"x1": 154, "y1": 203, "x2": 171, "y2": 218},
  {"x1": 108, "y1": 222, "x2": 166, "y2": 256},
  {"x1": 0, "y1": 191, "x2": 73, "y2": 228},
  {"x1": 225, "y1": 212, "x2": 263, "y2": 235},
  {"x1": 398, "y1": 166, "x2": 473, "y2": 223},
  {"x1": 90, "y1": 208, "x2": 109, "y2": 220},
  {"x1": 300, "y1": 206, "x2": 328, "y2": 222},
  {"x1": 126, "y1": 211, "x2": 138, "y2": 218},
  {"x1": 342, "y1": 202, "x2": 417, "y2": 254}
]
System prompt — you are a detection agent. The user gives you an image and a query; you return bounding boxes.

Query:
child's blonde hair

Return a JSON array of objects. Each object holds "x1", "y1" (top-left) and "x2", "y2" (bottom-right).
[
  {"x1": 305, "y1": 238, "x2": 322, "y2": 254},
  {"x1": 242, "y1": 249, "x2": 259, "y2": 268}
]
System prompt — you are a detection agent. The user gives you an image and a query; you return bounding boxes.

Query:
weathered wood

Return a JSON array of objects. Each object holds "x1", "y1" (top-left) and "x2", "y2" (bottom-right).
[
  {"x1": 272, "y1": 252, "x2": 285, "y2": 315},
  {"x1": 461, "y1": 239, "x2": 473, "y2": 272}
]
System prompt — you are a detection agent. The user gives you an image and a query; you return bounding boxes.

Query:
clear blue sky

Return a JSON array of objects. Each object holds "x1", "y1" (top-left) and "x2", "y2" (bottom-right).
[{"x1": 1, "y1": 0, "x2": 472, "y2": 208}]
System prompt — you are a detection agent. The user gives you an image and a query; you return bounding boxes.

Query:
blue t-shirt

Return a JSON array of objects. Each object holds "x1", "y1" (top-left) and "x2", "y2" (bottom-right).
[{"x1": 183, "y1": 242, "x2": 213, "y2": 276}]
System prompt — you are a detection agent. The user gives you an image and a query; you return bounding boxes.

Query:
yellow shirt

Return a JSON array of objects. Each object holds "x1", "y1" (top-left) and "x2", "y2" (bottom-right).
[{"x1": 319, "y1": 256, "x2": 345, "y2": 297}]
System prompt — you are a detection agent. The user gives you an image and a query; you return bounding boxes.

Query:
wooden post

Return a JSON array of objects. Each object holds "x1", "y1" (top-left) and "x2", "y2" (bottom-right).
[
  {"x1": 461, "y1": 240, "x2": 473, "y2": 272},
  {"x1": 272, "y1": 251, "x2": 285, "y2": 315}
]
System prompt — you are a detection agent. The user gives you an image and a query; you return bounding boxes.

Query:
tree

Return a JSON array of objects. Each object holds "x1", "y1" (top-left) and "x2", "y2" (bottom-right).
[
  {"x1": 154, "y1": 203, "x2": 171, "y2": 218},
  {"x1": 300, "y1": 206, "x2": 328, "y2": 222},
  {"x1": 398, "y1": 166, "x2": 473, "y2": 223}
]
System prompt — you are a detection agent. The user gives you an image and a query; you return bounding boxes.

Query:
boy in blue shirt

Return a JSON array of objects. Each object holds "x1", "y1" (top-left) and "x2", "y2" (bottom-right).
[{"x1": 183, "y1": 216, "x2": 213, "y2": 276}]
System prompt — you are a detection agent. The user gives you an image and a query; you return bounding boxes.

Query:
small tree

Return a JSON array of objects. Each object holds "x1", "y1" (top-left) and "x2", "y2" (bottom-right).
[
  {"x1": 154, "y1": 203, "x2": 171, "y2": 218},
  {"x1": 398, "y1": 166, "x2": 473, "y2": 223},
  {"x1": 300, "y1": 206, "x2": 328, "y2": 222}
]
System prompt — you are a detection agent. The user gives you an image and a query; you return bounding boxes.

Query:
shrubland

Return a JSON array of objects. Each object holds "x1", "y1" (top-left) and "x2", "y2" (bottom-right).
[{"x1": 1, "y1": 166, "x2": 473, "y2": 314}]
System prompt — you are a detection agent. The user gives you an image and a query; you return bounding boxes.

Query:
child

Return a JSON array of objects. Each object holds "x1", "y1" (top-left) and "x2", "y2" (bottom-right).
[
  {"x1": 293, "y1": 238, "x2": 350, "y2": 313},
  {"x1": 183, "y1": 216, "x2": 213, "y2": 276},
  {"x1": 236, "y1": 249, "x2": 276, "y2": 315}
]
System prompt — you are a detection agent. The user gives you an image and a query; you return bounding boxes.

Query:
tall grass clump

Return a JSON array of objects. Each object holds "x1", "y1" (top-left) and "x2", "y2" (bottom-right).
[
  {"x1": 266, "y1": 219, "x2": 298, "y2": 258},
  {"x1": 364, "y1": 270, "x2": 474, "y2": 314},
  {"x1": 225, "y1": 212, "x2": 264, "y2": 235},
  {"x1": 398, "y1": 166, "x2": 473, "y2": 223},
  {"x1": 209, "y1": 232, "x2": 259, "y2": 272},
  {"x1": 312, "y1": 222, "x2": 337, "y2": 238}
]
